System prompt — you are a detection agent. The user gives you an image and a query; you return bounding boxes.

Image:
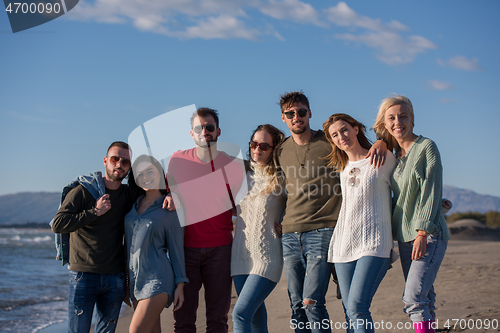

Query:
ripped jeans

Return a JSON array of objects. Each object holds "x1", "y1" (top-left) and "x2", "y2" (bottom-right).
[
  {"x1": 282, "y1": 227, "x2": 334, "y2": 333},
  {"x1": 68, "y1": 271, "x2": 125, "y2": 333}
]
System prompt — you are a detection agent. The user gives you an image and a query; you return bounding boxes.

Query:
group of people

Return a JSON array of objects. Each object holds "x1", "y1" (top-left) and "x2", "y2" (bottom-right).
[{"x1": 51, "y1": 91, "x2": 450, "y2": 333}]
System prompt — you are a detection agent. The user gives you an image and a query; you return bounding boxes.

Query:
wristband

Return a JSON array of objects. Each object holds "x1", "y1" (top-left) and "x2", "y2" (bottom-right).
[{"x1": 416, "y1": 234, "x2": 427, "y2": 241}]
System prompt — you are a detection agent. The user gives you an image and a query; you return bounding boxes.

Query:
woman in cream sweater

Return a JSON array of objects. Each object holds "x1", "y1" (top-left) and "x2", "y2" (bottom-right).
[{"x1": 231, "y1": 124, "x2": 286, "y2": 333}]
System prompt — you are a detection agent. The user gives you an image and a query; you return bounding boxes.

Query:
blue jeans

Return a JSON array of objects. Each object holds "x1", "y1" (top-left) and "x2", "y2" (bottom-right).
[
  {"x1": 398, "y1": 229, "x2": 447, "y2": 323},
  {"x1": 68, "y1": 271, "x2": 125, "y2": 333},
  {"x1": 282, "y1": 227, "x2": 334, "y2": 333},
  {"x1": 232, "y1": 274, "x2": 277, "y2": 333},
  {"x1": 335, "y1": 256, "x2": 390, "y2": 333}
]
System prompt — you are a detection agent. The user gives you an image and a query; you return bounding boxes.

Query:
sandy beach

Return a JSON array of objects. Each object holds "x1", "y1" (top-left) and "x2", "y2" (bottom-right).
[{"x1": 114, "y1": 234, "x2": 500, "y2": 332}]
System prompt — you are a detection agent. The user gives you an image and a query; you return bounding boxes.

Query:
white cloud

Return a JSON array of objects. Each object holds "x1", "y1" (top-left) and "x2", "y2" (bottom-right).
[
  {"x1": 177, "y1": 15, "x2": 260, "y2": 40},
  {"x1": 324, "y1": 2, "x2": 407, "y2": 32},
  {"x1": 67, "y1": 0, "x2": 438, "y2": 64},
  {"x1": 438, "y1": 56, "x2": 481, "y2": 71},
  {"x1": 326, "y1": 2, "x2": 434, "y2": 65},
  {"x1": 335, "y1": 31, "x2": 436, "y2": 65},
  {"x1": 259, "y1": 0, "x2": 323, "y2": 26},
  {"x1": 427, "y1": 80, "x2": 454, "y2": 90},
  {"x1": 69, "y1": 0, "x2": 259, "y2": 39}
]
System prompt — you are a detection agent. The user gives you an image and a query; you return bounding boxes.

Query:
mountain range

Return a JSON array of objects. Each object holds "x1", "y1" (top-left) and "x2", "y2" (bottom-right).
[{"x1": 0, "y1": 185, "x2": 499, "y2": 225}]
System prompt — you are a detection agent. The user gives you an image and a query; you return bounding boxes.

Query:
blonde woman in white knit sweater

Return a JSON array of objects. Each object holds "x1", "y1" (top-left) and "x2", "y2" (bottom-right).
[
  {"x1": 231, "y1": 124, "x2": 286, "y2": 333},
  {"x1": 323, "y1": 114, "x2": 396, "y2": 333}
]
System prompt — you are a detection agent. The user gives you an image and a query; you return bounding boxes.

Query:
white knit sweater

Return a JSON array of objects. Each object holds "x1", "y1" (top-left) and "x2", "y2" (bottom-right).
[
  {"x1": 231, "y1": 164, "x2": 286, "y2": 283},
  {"x1": 328, "y1": 153, "x2": 396, "y2": 263}
]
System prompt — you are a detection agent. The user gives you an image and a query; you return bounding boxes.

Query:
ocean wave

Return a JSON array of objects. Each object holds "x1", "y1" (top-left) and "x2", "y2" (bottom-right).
[
  {"x1": 0, "y1": 235, "x2": 54, "y2": 245},
  {"x1": 0, "y1": 228, "x2": 52, "y2": 235},
  {"x1": 32, "y1": 320, "x2": 65, "y2": 333},
  {"x1": 1, "y1": 295, "x2": 66, "y2": 312},
  {"x1": 0, "y1": 229, "x2": 53, "y2": 244}
]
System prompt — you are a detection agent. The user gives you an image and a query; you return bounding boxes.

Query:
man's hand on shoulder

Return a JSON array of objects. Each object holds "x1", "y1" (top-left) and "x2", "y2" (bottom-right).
[
  {"x1": 94, "y1": 194, "x2": 111, "y2": 216},
  {"x1": 162, "y1": 194, "x2": 177, "y2": 211}
]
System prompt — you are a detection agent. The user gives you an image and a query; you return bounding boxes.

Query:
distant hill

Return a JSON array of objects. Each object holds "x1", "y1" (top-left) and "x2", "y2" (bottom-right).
[
  {"x1": 442, "y1": 185, "x2": 500, "y2": 214},
  {"x1": 0, "y1": 185, "x2": 499, "y2": 225},
  {"x1": 0, "y1": 192, "x2": 60, "y2": 225}
]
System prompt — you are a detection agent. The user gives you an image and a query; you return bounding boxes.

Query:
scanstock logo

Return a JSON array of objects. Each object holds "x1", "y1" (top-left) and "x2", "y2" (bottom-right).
[
  {"x1": 4, "y1": 0, "x2": 79, "y2": 33},
  {"x1": 127, "y1": 105, "x2": 248, "y2": 227}
]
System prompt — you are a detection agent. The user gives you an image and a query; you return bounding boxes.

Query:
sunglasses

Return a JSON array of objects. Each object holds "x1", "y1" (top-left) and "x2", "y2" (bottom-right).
[
  {"x1": 193, "y1": 124, "x2": 216, "y2": 134},
  {"x1": 248, "y1": 141, "x2": 274, "y2": 151},
  {"x1": 249, "y1": 141, "x2": 273, "y2": 151},
  {"x1": 108, "y1": 156, "x2": 131, "y2": 167},
  {"x1": 282, "y1": 108, "x2": 309, "y2": 119}
]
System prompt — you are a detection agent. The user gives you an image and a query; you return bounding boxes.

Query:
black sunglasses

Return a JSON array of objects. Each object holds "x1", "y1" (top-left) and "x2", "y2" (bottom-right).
[
  {"x1": 193, "y1": 124, "x2": 216, "y2": 134},
  {"x1": 282, "y1": 108, "x2": 309, "y2": 119},
  {"x1": 249, "y1": 141, "x2": 273, "y2": 151},
  {"x1": 108, "y1": 156, "x2": 131, "y2": 167}
]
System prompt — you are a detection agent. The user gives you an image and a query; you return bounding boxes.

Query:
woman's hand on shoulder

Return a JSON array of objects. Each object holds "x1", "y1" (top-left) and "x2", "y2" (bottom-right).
[
  {"x1": 442, "y1": 199, "x2": 452, "y2": 214},
  {"x1": 366, "y1": 140, "x2": 388, "y2": 168}
]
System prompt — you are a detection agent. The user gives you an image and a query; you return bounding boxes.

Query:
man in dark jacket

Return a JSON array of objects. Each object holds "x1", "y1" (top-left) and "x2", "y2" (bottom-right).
[{"x1": 52, "y1": 141, "x2": 135, "y2": 333}]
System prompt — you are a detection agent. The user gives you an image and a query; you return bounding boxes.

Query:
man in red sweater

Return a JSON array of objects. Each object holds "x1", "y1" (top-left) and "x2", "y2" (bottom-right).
[{"x1": 167, "y1": 107, "x2": 244, "y2": 333}]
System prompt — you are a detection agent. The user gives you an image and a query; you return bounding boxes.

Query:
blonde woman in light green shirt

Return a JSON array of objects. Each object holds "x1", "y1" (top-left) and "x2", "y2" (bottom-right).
[{"x1": 373, "y1": 95, "x2": 449, "y2": 333}]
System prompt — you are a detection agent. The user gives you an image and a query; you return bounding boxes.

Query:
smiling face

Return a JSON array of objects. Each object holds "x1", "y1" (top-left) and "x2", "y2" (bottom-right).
[
  {"x1": 281, "y1": 102, "x2": 311, "y2": 135},
  {"x1": 384, "y1": 104, "x2": 414, "y2": 140},
  {"x1": 328, "y1": 120, "x2": 359, "y2": 152},
  {"x1": 190, "y1": 115, "x2": 221, "y2": 148},
  {"x1": 134, "y1": 161, "x2": 162, "y2": 191},
  {"x1": 250, "y1": 130, "x2": 274, "y2": 165}
]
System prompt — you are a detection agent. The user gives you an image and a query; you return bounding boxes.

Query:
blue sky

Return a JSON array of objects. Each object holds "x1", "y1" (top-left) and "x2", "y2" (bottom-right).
[{"x1": 1, "y1": 0, "x2": 499, "y2": 197}]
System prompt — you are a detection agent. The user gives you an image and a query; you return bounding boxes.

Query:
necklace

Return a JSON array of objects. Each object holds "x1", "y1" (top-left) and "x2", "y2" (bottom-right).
[{"x1": 294, "y1": 140, "x2": 311, "y2": 168}]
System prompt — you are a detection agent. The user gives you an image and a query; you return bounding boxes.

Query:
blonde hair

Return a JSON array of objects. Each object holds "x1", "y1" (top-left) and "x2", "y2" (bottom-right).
[
  {"x1": 372, "y1": 95, "x2": 414, "y2": 152},
  {"x1": 322, "y1": 113, "x2": 372, "y2": 171}
]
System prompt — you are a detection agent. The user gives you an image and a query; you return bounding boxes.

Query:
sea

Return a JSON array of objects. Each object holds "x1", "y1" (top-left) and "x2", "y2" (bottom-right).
[{"x1": 0, "y1": 227, "x2": 69, "y2": 333}]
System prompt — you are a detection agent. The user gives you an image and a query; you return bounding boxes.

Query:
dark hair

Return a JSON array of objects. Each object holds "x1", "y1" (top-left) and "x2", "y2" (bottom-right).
[
  {"x1": 190, "y1": 107, "x2": 219, "y2": 128},
  {"x1": 129, "y1": 155, "x2": 167, "y2": 195},
  {"x1": 107, "y1": 141, "x2": 131, "y2": 154},
  {"x1": 279, "y1": 91, "x2": 310, "y2": 113},
  {"x1": 323, "y1": 113, "x2": 372, "y2": 171}
]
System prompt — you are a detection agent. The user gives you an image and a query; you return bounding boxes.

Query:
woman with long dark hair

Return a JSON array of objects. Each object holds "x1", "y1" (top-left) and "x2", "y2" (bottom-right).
[{"x1": 125, "y1": 154, "x2": 188, "y2": 333}]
